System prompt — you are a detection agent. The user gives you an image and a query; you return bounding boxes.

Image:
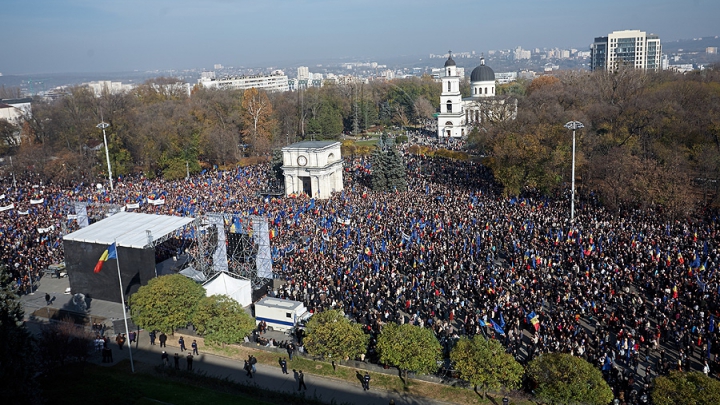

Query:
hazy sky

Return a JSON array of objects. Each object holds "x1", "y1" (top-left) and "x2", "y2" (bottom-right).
[{"x1": 1, "y1": 0, "x2": 718, "y2": 75}]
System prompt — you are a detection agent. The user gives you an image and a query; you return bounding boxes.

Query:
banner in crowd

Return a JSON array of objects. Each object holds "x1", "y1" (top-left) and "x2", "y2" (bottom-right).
[
  {"x1": 38, "y1": 225, "x2": 55, "y2": 233},
  {"x1": 30, "y1": 198, "x2": 44, "y2": 204},
  {"x1": 74, "y1": 202, "x2": 89, "y2": 228},
  {"x1": 0, "y1": 203, "x2": 15, "y2": 212},
  {"x1": 126, "y1": 203, "x2": 140, "y2": 210},
  {"x1": 147, "y1": 198, "x2": 165, "y2": 206}
]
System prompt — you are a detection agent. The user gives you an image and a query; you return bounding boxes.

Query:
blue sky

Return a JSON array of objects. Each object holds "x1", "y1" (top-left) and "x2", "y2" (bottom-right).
[{"x1": 1, "y1": 0, "x2": 718, "y2": 74}]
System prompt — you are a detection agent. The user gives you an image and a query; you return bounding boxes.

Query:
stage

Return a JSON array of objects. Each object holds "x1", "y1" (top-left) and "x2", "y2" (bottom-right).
[{"x1": 63, "y1": 212, "x2": 198, "y2": 303}]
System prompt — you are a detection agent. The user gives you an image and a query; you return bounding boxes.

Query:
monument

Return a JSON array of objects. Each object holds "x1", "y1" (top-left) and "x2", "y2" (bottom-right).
[{"x1": 281, "y1": 141, "x2": 343, "y2": 199}]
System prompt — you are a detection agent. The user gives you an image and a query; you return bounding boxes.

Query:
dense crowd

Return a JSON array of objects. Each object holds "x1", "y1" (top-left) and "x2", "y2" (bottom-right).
[{"x1": 2, "y1": 136, "x2": 720, "y2": 401}]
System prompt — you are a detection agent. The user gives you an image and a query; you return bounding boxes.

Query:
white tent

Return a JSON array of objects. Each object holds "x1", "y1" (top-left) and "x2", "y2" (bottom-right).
[
  {"x1": 179, "y1": 266, "x2": 206, "y2": 283},
  {"x1": 202, "y1": 272, "x2": 252, "y2": 307}
]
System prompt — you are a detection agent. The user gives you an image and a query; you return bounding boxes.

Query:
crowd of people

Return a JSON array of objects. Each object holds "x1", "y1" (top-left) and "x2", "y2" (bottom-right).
[{"x1": 2, "y1": 135, "x2": 720, "y2": 401}]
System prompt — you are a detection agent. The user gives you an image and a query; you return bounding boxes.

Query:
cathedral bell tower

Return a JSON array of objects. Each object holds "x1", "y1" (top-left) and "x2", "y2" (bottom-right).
[{"x1": 437, "y1": 51, "x2": 465, "y2": 138}]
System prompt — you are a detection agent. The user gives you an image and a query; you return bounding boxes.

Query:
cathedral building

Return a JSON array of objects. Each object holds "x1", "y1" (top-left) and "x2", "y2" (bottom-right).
[{"x1": 437, "y1": 52, "x2": 515, "y2": 138}]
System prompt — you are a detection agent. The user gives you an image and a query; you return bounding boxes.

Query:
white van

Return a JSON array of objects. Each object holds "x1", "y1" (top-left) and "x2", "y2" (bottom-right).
[{"x1": 254, "y1": 297, "x2": 311, "y2": 332}]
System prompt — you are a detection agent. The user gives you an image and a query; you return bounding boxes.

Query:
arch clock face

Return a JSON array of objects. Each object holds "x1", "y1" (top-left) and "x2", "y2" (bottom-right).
[{"x1": 297, "y1": 155, "x2": 308, "y2": 166}]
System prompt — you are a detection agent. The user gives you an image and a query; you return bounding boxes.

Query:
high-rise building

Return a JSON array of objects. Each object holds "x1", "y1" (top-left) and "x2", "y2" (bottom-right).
[
  {"x1": 590, "y1": 30, "x2": 661, "y2": 71},
  {"x1": 297, "y1": 66, "x2": 309, "y2": 80},
  {"x1": 514, "y1": 46, "x2": 531, "y2": 60}
]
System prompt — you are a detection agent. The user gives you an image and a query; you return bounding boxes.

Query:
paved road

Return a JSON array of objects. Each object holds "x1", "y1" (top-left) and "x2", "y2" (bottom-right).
[{"x1": 21, "y1": 275, "x2": 450, "y2": 405}]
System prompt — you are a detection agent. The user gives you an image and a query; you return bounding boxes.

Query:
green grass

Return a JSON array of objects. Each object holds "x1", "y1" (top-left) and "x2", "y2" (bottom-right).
[{"x1": 40, "y1": 360, "x2": 270, "y2": 405}]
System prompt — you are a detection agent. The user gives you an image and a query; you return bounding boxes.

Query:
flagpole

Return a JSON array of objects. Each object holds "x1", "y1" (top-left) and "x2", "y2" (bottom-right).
[{"x1": 115, "y1": 239, "x2": 135, "y2": 373}]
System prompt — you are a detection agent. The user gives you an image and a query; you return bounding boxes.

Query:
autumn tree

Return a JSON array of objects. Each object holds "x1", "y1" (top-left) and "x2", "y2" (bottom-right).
[
  {"x1": 527, "y1": 353, "x2": 613, "y2": 405},
  {"x1": 526, "y1": 75, "x2": 561, "y2": 96},
  {"x1": 376, "y1": 323, "x2": 441, "y2": 384},
  {"x1": 133, "y1": 77, "x2": 189, "y2": 104},
  {"x1": 413, "y1": 96, "x2": 436, "y2": 124},
  {"x1": 192, "y1": 295, "x2": 255, "y2": 345},
  {"x1": 303, "y1": 309, "x2": 369, "y2": 361},
  {"x1": 450, "y1": 336, "x2": 523, "y2": 397},
  {"x1": 652, "y1": 371, "x2": 720, "y2": 405},
  {"x1": 192, "y1": 87, "x2": 243, "y2": 166},
  {"x1": 487, "y1": 123, "x2": 577, "y2": 196},
  {"x1": 241, "y1": 87, "x2": 276, "y2": 155},
  {"x1": 0, "y1": 85, "x2": 22, "y2": 99},
  {"x1": 129, "y1": 274, "x2": 206, "y2": 334},
  {"x1": 0, "y1": 119, "x2": 18, "y2": 154},
  {"x1": 270, "y1": 91, "x2": 300, "y2": 144},
  {"x1": 36, "y1": 316, "x2": 95, "y2": 368}
]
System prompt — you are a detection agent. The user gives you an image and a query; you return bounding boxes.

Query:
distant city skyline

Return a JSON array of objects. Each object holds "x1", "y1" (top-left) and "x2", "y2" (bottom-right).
[{"x1": 1, "y1": 0, "x2": 719, "y2": 75}]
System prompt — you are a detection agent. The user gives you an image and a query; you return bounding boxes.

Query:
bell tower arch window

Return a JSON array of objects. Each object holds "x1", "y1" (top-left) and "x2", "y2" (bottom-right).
[{"x1": 446, "y1": 101, "x2": 452, "y2": 113}]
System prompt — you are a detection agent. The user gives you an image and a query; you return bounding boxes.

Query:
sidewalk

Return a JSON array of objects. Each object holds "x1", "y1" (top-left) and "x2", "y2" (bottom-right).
[
  {"x1": 21, "y1": 275, "x2": 448, "y2": 405},
  {"x1": 105, "y1": 329, "x2": 449, "y2": 405}
]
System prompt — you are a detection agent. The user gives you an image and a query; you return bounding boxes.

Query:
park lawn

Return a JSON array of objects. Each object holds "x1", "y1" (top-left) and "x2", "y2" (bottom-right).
[{"x1": 40, "y1": 360, "x2": 269, "y2": 405}]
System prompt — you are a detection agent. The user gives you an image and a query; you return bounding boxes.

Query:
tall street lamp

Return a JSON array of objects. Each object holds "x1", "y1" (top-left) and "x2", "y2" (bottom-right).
[
  {"x1": 97, "y1": 121, "x2": 113, "y2": 191},
  {"x1": 564, "y1": 120, "x2": 584, "y2": 223}
]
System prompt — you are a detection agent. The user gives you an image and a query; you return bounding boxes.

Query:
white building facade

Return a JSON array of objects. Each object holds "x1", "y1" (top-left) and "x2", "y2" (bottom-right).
[
  {"x1": 198, "y1": 72, "x2": 289, "y2": 93},
  {"x1": 86, "y1": 81, "x2": 135, "y2": 96},
  {"x1": 0, "y1": 98, "x2": 32, "y2": 126}
]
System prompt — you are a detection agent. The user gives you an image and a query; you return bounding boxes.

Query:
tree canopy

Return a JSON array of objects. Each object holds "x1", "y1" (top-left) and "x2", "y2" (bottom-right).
[
  {"x1": 241, "y1": 87, "x2": 276, "y2": 155},
  {"x1": 376, "y1": 323, "x2": 441, "y2": 382},
  {"x1": 9, "y1": 68, "x2": 720, "y2": 215},
  {"x1": 652, "y1": 371, "x2": 720, "y2": 405},
  {"x1": 192, "y1": 295, "x2": 255, "y2": 345},
  {"x1": 303, "y1": 309, "x2": 369, "y2": 361},
  {"x1": 450, "y1": 335, "x2": 524, "y2": 396},
  {"x1": 128, "y1": 274, "x2": 206, "y2": 334},
  {"x1": 527, "y1": 353, "x2": 613, "y2": 405},
  {"x1": 469, "y1": 67, "x2": 720, "y2": 215}
]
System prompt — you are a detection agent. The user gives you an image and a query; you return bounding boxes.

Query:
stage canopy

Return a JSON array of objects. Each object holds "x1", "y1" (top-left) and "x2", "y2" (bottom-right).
[
  {"x1": 203, "y1": 272, "x2": 252, "y2": 307},
  {"x1": 63, "y1": 212, "x2": 196, "y2": 249}
]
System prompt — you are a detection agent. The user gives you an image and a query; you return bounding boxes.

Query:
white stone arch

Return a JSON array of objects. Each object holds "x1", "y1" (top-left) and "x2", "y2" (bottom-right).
[{"x1": 281, "y1": 141, "x2": 343, "y2": 199}]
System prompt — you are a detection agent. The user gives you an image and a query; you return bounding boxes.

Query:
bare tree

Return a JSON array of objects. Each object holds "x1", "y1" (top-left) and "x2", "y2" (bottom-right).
[{"x1": 36, "y1": 317, "x2": 95, "y2": 369}]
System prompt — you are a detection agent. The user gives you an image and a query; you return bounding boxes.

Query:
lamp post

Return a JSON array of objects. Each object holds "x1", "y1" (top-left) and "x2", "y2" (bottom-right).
[
  {"x1": 9, "y1": 156, "x2": 16, "y2": 188},
  {"x1": 97, "y1": 121, "x2": 113, "y2": 191},
  {"x1": 564, "y1": 121, "x2": 584, "y2": 223}
]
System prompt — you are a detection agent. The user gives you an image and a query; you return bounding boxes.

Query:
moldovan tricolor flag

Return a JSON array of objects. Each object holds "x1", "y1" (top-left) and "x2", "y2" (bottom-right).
[{"x1": 94, "y1": 243, "x2": 117, "y2": 273}]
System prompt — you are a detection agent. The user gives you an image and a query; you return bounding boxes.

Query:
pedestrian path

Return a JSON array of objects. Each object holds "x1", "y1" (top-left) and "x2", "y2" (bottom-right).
[{"x1": 100, "y1": 328, "x2": 447, "y2": 405}]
